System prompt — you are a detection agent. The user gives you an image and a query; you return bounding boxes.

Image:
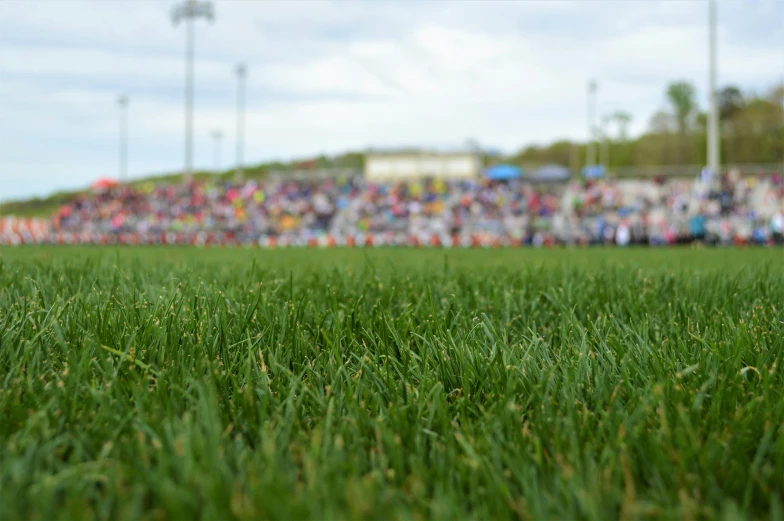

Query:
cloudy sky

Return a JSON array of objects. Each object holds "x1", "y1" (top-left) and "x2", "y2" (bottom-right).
[{"x1": 0, "y1": 0, "x2": 782, "y2": 201}]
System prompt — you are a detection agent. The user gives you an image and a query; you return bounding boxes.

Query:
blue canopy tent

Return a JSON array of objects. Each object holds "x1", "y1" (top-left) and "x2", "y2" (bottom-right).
[
  {"x1": 530, "y1": 164, "x2": 571, "y2": 182},
  {"x1": 582, "y1": 165, "x2": 606, "y2": 179},
  {"x1": 484, "y1": 164, "x2": 522, "y2": 181}
]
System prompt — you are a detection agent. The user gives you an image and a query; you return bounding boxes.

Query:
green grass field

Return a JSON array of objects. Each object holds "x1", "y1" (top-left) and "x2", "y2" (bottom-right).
[{"x1": 1, "y1": 246, "x2": 783, "y2": 520}]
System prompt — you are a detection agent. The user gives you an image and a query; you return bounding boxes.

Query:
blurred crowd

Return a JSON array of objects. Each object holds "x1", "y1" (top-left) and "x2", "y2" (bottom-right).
[
  {"x1": 49, "y1": 178, "x2": 357, "y2": 246},
  {"x1": 5, "y1": 171, "x2": 784, "y2": 247},
  {"x1": 556, "y1": 172, "x2": 784, "y2": 247}
]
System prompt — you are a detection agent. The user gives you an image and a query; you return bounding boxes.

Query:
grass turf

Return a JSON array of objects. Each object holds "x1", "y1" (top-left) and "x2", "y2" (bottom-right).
[{"x1": 1, "y1": 246, "x2": 783, "y2": 520}]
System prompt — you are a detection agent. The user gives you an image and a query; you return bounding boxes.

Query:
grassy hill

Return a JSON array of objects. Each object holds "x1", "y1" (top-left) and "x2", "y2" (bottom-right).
[
  {"x1": 0, "y1": 169, "x2": 268, "y2": 218},
  {"x1": 0, "y1": 154, "x2": 358, "y2": 218}
]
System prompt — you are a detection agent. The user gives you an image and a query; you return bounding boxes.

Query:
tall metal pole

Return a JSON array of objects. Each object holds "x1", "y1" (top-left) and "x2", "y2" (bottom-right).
[
  {"x1": 211, "y1": 130, "x2": 223, "y2": 174},
  {"x1": 118, "y1": 95, "x2": 129, "y2": 183},
  {"x1": 587, "y1": 80, "x2": 597, "y2": 171},
  {"x1": 600, "y1": 116, "x2": 610, "y2": 173},
  {"x1": 172, "y1": 0, "x2": 214, "y2": 184},
  {"x1": 236, "y1": 63, "x2": 247, "y2": 183},
  {"x1": 707, "y1": 0, "x2": 720, "y2": 176},
  {"x1": 185, "y1": 16, "x2": 194, "y2": 183}
]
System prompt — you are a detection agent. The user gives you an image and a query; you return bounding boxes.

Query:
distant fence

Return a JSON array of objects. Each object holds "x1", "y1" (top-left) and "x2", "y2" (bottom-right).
[
  {"x1": 269, "y1": 164, "x2": 784, "y2": 182},
  {"x1": 479, "y1": 162, "x2": 784, "y2": 180},
  {"x1": 611, "y1": 163, "x2": 783, "y2": 179}
]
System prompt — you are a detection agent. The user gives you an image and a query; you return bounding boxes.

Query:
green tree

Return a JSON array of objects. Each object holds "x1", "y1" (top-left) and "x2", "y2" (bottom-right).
[
  {"x1": 718, "y1": 86, "x2": 744, "y2": 163},
  {"x1": 731, "y1": 96, "x2": 783, "y2": 163},
  {"x1": 665, "y1": 81, "x2": 698, "y2": 163},
  {"x1": 666, "y1": 81, "x2": 697, "y2": 136},
  {"x1": 719, "y1": 85, "x2": 744, "y2": 120},
  {"x1": 515, "y1": 140, "x2": 574, "y2": 168},
  {"x1": 612, "y1": 112, "x2": 633, "y2": 141}
]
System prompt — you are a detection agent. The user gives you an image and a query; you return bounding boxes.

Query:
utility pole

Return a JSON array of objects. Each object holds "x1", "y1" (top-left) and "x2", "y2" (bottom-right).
[
  {"x1": 211, "y1": 130, "x2": 223, "y2": 175},
  {"x1": 707, "y1": 0, "x2": 721, "y2": 177},
  {"x1": 235, "y1": 63, "x2": 247, "y2": 183},
  {"x1": 600, "y1": 114, "x2": 611, "y2": 173},
  {"x1": 587, "y1": 80, "x2": 597, "y2": 172},
  {"x1": 118, "y1": 95, "x2": 129, "y2": 183},
  {"x1": 171, "y1": 0, "x2": 214, "y2": 184}
]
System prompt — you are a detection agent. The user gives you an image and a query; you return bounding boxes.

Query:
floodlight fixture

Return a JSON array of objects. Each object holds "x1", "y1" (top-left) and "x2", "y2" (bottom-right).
[
  {"x1": 170, "y1": 0, "x2": 215, "y2": 183},
  {"x1": 235, "y1": 63, "x2": 247, "y2": 183},
  {"x1": 707, "y1": 0, "x2": 721, "y2": 176}
]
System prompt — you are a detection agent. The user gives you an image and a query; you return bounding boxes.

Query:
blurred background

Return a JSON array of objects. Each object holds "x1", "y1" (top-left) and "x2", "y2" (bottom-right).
[{"x1": 0, "y1": 0, "x2": 782, "y2": 247}]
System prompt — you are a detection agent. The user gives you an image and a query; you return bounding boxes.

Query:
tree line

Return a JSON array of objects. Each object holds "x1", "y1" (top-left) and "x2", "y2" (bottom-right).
[{"x1": 513, "y1": 82, "x2": 784, "y2": 171}]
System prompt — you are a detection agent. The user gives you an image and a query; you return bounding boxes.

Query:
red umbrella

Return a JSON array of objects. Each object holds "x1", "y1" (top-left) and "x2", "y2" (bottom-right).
[{"x1": 92, "y1": 178, "x2": 120, "y2": 191}]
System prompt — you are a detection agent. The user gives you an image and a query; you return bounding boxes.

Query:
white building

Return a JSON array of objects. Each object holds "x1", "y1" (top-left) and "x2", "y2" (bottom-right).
[{"x1": 364, "y1": 150, "x2": 481, "y2": 182}]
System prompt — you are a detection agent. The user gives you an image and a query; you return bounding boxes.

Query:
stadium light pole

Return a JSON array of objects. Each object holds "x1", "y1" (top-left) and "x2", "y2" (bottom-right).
[
  {"x1": 586, "y1": 80, "x2": 597, "y2": 171},
  {"x1": 171, "y1": 0, "x2": 214, "y2": 184},
  {"x1": 600, "y1": 115, "x2": 611, "y2": 173},
  {"x1": 211, "y1": 130, "x2": 223, "y2": 175},
  {"x1": 235, "y1": 63, "x2": 247, "y2": 183},
  {"x1": 118, "y1": 95, "x2": 129, "y2": 183},
  {"x1": 707, "y1": 0, "x2": 721, "y2": 177}
]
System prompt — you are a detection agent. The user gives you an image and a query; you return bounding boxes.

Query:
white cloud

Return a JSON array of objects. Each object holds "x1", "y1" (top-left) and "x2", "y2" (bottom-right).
[{"x1": 0, "y1": 0, "x2": 782, "y2": 201}]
